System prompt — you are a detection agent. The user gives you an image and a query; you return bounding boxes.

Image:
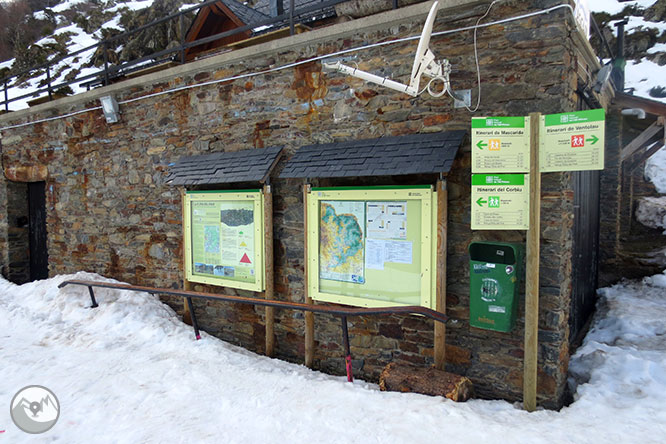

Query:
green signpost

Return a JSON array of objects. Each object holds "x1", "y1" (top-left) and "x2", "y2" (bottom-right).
[
  {"x1": 539, "y1": 109, "x2": 605, "y2": 172},
  {"x1": 471, "y1": 174, "x2": 529, "y2": 230},
  {"x1": 471, "y1": 116, "x2": 530, "y2": 173}
]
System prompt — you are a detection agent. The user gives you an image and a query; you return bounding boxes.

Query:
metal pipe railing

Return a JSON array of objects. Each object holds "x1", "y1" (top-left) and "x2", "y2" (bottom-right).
[{"x1": 58, "y1": 279, "x2": 447, "y2": 382}]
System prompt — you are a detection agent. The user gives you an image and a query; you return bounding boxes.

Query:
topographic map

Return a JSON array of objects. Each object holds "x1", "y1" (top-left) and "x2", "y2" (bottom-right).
[
  {"x1": 319, "y1": 201, "x2": 365, "y2": 283},
  {"x1": 204, "y1": 226, "x2": 220, "y2": 254}
]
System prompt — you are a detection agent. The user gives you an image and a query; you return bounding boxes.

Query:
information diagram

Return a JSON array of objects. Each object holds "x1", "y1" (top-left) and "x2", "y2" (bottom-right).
[{"x1": 191, "y1": 200, "x2": 255, "y2": 283}]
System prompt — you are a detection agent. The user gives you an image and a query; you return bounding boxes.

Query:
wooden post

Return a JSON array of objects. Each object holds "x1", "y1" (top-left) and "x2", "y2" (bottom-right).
[
  {"x1": 264, "y1": 184, "x2": 275, "y2": 357},
  {"x1": 303, "y1": 184, "x2": 315, "y2": 367},
  {"x1": 434, "y1": 179, "x2": 447, "y2": 370},
  {"x1": 181, "y1": 188, "x2": 192, "y2": 325},
  {"x1": 524, "y1": 112, "x2": 541, "y2": 412}
]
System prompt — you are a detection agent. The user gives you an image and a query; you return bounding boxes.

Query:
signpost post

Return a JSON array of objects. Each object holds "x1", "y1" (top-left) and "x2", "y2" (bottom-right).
[{"x1": 470, "y1": 109, "x2": 605, "y2": 411}]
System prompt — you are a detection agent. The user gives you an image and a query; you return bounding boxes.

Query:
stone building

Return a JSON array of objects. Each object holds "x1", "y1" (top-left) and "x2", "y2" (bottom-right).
[{"x1": 1, "y1": 0, "x2": 659, "y2": 409}]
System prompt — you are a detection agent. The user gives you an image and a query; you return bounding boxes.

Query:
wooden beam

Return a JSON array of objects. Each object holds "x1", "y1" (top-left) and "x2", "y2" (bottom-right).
[
  {"x1": 181, "y1": 188, "x2": 192, "y2": 325},
  {"x1": 434, "y1": 179, "x2": 447, "y2": 370},
  {"x1": 304, "y1": 184, "x2": 315, "y2": 367},
  {"x1": 264, "y1": 184, "x2": 275, "y2": 357},
  {"x1": 626, "y1": 140, "x2": 665, "y2": 172},
  {"x1": 524, "y1": 112, "x2": 541, "y2": 412},
  {"x1": 620, "y1": 120, "x2": 664, "y2": 161}
]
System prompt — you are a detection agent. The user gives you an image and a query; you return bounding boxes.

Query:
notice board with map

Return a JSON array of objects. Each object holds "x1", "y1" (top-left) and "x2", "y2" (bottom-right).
[
  {"x1": 184, "y1": 190, "x2": 264, "y2": 292},
  {"x1": 307, "y1": 187, "x2": 437, "y2": 309}
]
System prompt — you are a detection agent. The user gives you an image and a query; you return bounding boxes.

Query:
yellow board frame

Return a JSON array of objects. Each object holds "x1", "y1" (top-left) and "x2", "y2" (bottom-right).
[
  {"x1": 184, "y1": 190, "x2": 265, "y2": 292},
  {"x1": 306, "y1": 187, "x2": 437, "y2": 309}
]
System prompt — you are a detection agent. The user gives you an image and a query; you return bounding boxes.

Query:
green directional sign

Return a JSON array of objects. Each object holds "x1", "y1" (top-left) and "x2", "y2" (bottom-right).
[
  {"x1": 471, "y1": 116, "x2": 530, "y2": 173},
  {"x1": 540, "y1": 109, "x2": 605, "y2": 172},
  {"x1": 471, "y1": 174, "x2": 529, "y2": 230}
]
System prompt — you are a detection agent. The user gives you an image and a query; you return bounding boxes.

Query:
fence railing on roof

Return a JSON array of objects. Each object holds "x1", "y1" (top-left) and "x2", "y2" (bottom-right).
[{"x1": 0, "y1": 0, "x2": 362, "y2": 112}]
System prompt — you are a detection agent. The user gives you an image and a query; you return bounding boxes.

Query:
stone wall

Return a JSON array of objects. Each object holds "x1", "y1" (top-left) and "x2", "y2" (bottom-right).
[{"x1": 0, "y1": 0, "x2": 592, "y2": 408}]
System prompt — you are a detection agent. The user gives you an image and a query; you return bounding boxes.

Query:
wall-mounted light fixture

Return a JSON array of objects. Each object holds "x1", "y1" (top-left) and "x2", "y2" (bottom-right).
[{"x1": 100, "y1": 95, "x2": 120, "y2": 123}]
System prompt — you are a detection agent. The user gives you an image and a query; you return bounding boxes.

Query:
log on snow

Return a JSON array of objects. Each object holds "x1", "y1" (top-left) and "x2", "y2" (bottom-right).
[{"x1": 379, "y1": 362, "x2": 473, "y2": 402}]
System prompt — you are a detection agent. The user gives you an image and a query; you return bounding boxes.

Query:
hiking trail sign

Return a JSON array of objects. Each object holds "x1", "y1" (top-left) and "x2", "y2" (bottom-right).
[
  {"x1": 471, "y1": 116, "x2": 530, "y2": 173},
  {"x1": 471, "y1": 174, "x2": 529, "y2": 230},
  {"x1": 539, "y1": 109, "x2": 605, "y2": 172}
]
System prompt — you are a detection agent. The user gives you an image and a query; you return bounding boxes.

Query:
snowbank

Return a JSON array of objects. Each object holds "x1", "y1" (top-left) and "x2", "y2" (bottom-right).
[
  {"x1": 636, "y1": 196, "x2": 666, "y2": 231},
  {"x1": 645, "y1": 146, "x2": 666, "y2": 193},
  {"x1": 1, "y1": 271, "x2": 666, "y2": 442}
]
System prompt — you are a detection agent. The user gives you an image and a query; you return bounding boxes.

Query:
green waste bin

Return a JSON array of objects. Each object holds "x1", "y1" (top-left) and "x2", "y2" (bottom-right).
[{"x1": 468, "y1": 242, "x2": 523, "y2": 332}]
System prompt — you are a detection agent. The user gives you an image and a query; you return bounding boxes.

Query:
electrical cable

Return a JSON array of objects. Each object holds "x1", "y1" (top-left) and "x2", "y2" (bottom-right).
[
  {"x1": 446, "y1": 0, "x2": 500, "y2": 112},
  {"x1": 0, "y1": 3, "x2": 576, "y2": 132}
]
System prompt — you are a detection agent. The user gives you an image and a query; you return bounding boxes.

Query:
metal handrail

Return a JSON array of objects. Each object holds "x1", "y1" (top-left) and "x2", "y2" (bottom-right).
[
  {"x1": 1, "y1": 0, "x2": 364, "y2": 111},
  {"x1": 58, "y1": 279, "x2": 447, "y2": 382}
]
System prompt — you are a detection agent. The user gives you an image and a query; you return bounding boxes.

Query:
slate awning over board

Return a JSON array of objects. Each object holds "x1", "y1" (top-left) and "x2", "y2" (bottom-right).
[
  {"x1": 279, "y1": 131, "x2": 466, "y2": 179},
  {"x1": 166, "y1": 146, "x2": 283, "y2": 186}
]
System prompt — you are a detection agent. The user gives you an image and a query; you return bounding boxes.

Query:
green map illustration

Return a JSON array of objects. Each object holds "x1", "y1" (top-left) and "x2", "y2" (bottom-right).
[
  {"x1": 204, "y1": 226, "x2": 220, "y2": 254},
  {"x1": 319, "y1": 201, "x2": 365, "y2": 283}
]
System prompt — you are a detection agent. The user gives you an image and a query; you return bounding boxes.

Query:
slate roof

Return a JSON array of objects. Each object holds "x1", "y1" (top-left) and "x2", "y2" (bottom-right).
[
  {"x1": 221, "y1": 0, "x2": 269, "y2": 26},
  {"x1": 252, "y1": 0, "x2": 337, "y2": 24},
  {"x1": 279, "y1": 131, "x2": 466, "y2": 179},
  {"x1": 167, "y1": 146, "x2": 283, "y2": 186}
]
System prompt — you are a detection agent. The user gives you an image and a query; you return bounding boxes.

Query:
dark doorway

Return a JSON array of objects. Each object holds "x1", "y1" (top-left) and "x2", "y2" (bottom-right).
[
  {"x1": 570, "y1": 170, "x2": 601, "y2": 344},
  {"x1": 28, "y1": 181, "x2": 49, "y2": 281},
  {"x1": 6, "y1": 181, "x2": 30, "y2": 284}
]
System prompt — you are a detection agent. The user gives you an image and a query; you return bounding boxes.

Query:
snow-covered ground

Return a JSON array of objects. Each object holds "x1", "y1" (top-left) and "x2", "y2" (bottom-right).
[{"x1": 0, "y1": 270, "x2": 665, "y2": 443}]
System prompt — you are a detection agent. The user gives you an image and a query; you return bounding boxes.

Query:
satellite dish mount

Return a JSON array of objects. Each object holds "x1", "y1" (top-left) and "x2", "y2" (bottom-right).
[{"x1": 324, "y1": 1, "x2": 450, "y2": 98}]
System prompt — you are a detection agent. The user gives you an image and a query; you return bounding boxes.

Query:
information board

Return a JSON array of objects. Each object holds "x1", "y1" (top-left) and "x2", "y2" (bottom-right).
[
  {"x1": 540, "y1": 109, "x2": 605, "y2": 172},
  {"x1": 184, "y1": 190, "x2": 264, "y2": 291},
  {"x1": 471, "y1": 174, "x2": 529, "y2": 230},
  {"x1": 307, "y1": 187, "x2": 437, "y2": 309},
  {"x1": 471, "y1": 116, "x2": 530, "y2": 173}
]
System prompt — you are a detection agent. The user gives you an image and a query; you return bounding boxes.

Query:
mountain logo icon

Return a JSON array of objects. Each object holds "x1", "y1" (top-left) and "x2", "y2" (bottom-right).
[{"x1": 10, "y1": 385, "x2": 60, "y2": 434}]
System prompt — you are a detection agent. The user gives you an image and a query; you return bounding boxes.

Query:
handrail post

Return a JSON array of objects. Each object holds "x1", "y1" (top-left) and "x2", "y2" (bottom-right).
[
  {"x1": 46, "y1": 65, "x2": 53, "y2": 100},
  {"x1": 341, "y1": 316, "x2": 353, "y2": 382},
  {"x1": 179, "y1": 13, "x2": 186, "y2": 64},
  {"x1": 185, "y1": 297, "x2": 201, "y2": 340},
  {"x1": 3, "y1": 80, "x2": 8, "y2": 112},
  {"x1": 87, "y1": 286, "x2": 99, "y2": 308},
  {"x1": 103, "y1": 41, "x2": 110, "y2": 86},
  {"x1": 392, "y1": 0, "x2": 398, "y2": 9}
]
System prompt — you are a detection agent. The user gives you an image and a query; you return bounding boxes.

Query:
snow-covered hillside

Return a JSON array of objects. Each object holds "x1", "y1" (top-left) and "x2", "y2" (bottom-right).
[
  {"x1": 589, "y1": 0, "x2": 666, "y2": 102},
  {"x1": 0, "y1": 0, "x2": 200, "y2": 110},
  {"x1": 0, "y1": 270, "x2": 665, "y2": 442}
]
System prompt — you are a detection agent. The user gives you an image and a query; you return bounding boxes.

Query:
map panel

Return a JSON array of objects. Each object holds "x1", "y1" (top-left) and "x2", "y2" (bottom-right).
[
  {"x1": 191, "y1": 199, "x2": 256, "y2": 283},
  {"x1": 319, "y1": 201, "x2": 365, "y2": 283}
]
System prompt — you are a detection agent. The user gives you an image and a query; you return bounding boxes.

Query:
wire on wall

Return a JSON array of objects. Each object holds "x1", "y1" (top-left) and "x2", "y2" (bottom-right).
[{"x1": 0, "y1": 3, "x2": 576, "y2": 132}]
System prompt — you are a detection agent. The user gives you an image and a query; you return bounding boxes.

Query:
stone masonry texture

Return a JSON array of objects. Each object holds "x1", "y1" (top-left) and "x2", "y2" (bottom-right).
[{"x1": 0, "y1": 0, "x2": 593, "y2": 408}]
